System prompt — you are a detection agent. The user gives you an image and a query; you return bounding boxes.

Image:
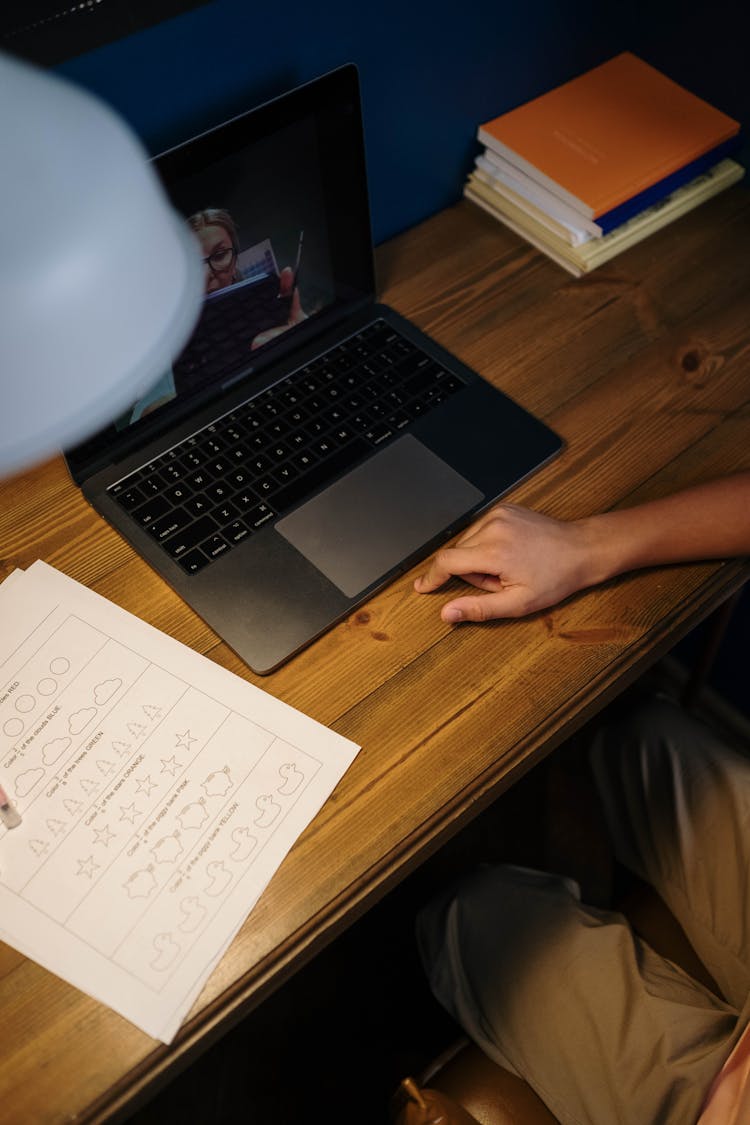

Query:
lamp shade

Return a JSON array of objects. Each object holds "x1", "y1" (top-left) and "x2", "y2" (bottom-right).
[{"x1": 0, "y1": 50, "x2": 203, "y2": 475}]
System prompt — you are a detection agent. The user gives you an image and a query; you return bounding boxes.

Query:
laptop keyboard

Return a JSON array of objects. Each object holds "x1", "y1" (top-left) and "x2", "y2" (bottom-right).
[{"x1": 107, "y1": 319, "x2": 466, "y2": 575}]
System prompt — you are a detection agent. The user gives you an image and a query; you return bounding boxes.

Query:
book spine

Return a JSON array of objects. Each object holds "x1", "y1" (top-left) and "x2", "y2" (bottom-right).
[
  {"x1": 471, "y1": 168, "x2": 591, "y2": 245},
  {"x1": 594, "y1": 136, "x2": 741, "y2": 232},
  {"x1": 579, "y1": 160, "x2": 745, "y2": 265},
  {"x1": 476, "y1": 153, "x2": 601, "y2": 239}
]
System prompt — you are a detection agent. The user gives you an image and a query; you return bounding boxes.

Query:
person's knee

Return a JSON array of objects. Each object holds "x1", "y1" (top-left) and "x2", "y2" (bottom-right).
[{"x1": 417, "y1": 865, "x2": 589, "y2": 1007}]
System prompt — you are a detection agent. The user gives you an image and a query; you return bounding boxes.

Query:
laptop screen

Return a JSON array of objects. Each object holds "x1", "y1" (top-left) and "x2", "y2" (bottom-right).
[{"x1": 66, "y1": 64, "x2": 375, "y2": 481}]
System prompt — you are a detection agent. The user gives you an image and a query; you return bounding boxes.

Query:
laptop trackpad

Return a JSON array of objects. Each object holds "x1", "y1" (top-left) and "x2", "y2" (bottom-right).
[{"x1": 276, "y1": 434, "x2": 484, "y2": 598}]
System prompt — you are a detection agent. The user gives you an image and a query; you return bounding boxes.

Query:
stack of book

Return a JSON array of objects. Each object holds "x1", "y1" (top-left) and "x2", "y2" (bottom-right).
[{"x1": 466, "y1": 53, "x2": 744, "y2": 277}]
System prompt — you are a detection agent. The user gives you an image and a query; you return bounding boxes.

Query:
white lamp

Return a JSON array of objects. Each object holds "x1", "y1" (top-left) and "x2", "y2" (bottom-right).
[{"x1": 0, "y1": 50, "x2": 203, "y2": 475}]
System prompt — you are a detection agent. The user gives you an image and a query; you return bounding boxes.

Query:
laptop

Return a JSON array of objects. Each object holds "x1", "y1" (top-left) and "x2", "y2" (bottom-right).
[{"x1": 65, "y1": 64, "x2": 563, "y2": 674}]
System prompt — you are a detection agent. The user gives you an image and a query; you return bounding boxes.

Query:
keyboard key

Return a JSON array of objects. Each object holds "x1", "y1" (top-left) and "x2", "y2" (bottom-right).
[
  {"x1": 177, "y1": 549, "x2": 212, "y2": 575},
  {"x1": 132, "y1": 495, "x2": 172, "y2": 527},
  {"x1": 183, "y1": 448, "x2": 207, "y2": 468},
  {"x1": 388, "y1": 410, "x2": 412, "y2": 430},
  {"x1": 227, "y1": 444, "x2": 250, "y2": 463},
  {"x1": 115, "y1": 486, "x2": 146, "y2": 510},
  {"x1": 184, "y1": 494, "x2": 211, "y2": 517},
  {"x1": 254, "y1": 475, "x2": 279, "y2": 498},
  {"x1": 233, "y1": 490, "x2": 262, "y2": 510},
  {"x1": 206, "y1": 481, "x2": 232, "y2": 504},
  {"x1": 312, "y1": 437, "x2": 335, "y2": 457},
  {"x1": 205, "y1": 458, "x2": 231, "y2": 477},
  {"x1": 213, "y1": 501, "x2": 239, "y2": 523},
  {"x1": 186, "y1": 469, "x2": 215, "y2": 490},
  {"x1": 222, "y1": 423, "x2": 245, "y2": 444},
  {"x1": 224, "y1": 520, "x2": 251, "y2": 544},
  {"x1": 291, "y1": 451, "x2": 317, "y2": 472},
  {"x1": 140, "y1": 474, "x2": 165, "y2": 496},
  {"x1": 246, "y1": 502, "x2": 275, "y2": 529},
  {"x1": 164, "y1": 483, "x2": 193, "y2": 505},
  {"x1": 148, "y1": 507, "x2": 194, "y2": 543},
  {"x1": 108, "y1": 474, "x2": 139, "y2": 497},
  {"x1": 161, "y1": 462, "x2": 186, "y2": 483},
  {"x1": 163, "y1": 515, "x2": 219, "y2": 558},
  {"x1": 228, "y1": 469, "x2": 254, "y2": 489},
  {"x1": 274, "y1": 464, "x2": 295, "y2": 484},
  {"x1": 364, "y1": 424, "x2": 393, "y2": 445},
  {"x1": 249, "y1": 454, "x2": 272, "y2": 474},
  {"x1": 204, "y1": 535, "x2": 232, "y2": 560}
]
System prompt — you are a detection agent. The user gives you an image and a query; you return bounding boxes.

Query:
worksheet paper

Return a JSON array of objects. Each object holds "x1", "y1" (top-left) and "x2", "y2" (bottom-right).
[{"x1": 0, "y1": 562, "x2": 359, "y2": 1042}]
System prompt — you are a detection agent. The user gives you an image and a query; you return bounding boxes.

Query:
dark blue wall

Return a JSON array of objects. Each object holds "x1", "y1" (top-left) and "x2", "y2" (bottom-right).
[{"x1": 56, "y1": 0, "x2": 747, "y2": 246}]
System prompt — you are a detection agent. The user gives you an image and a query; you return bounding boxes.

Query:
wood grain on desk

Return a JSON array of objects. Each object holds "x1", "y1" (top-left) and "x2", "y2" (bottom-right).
[{"x1": 2, "y1": 188, "x2": 750, "y2": 1124}]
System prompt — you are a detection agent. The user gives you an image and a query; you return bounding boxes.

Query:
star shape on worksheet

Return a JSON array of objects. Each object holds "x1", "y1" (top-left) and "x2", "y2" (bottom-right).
[
  {"x1": 119, "y1": 802, "x2": 139, "y2": 824},
  {"x1": 175, "y1": 729, "x2": 197, "y2": 751},
  {"x1": 76, "y1": 855, "x2": 100, "y2": 879},
  {"x1": 136, "y1": 774, "x2": 158, "y2": 797},
  {"x1": 160, "y1": 755, "x2": 182, "y2": 776},
  {"x1": 93, "y1": 823, "x2": 116, "y2": 847}
]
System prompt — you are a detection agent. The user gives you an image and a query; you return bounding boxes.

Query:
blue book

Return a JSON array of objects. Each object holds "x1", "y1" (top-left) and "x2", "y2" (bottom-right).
[{"x1": 596, "y1": 137, "x2": 742, "y2": 233}]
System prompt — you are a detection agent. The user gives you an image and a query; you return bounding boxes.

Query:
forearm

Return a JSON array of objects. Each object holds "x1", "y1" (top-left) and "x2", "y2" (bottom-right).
[{"x1": 576, "y1": 473, "x2": 750, "y2": 587}]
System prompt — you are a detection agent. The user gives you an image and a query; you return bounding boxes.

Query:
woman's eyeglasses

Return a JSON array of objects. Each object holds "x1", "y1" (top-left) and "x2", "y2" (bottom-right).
[{"x1": 202, "y1": 245, "x2": 237, "y2": 275}]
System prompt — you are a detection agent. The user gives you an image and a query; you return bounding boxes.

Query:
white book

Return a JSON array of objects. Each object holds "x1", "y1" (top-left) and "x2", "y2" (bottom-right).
[
  {"x1": 472, "y1": 165, "x2": 593, "y2": 246},
  {"x1": 477, "y1": 149, "x2": 603, "y2": 238}
]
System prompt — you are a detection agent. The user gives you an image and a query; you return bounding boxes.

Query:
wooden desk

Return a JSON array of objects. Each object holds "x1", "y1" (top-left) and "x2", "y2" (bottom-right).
[{"x1": 2, "y1": 188, "x2": 750, "y2": 1124}]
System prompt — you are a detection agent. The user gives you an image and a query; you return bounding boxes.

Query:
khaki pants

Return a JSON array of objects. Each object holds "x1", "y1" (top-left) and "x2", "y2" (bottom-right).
[{"x1": 417, "y1": 696, "x2": 750, "y2": 1125}]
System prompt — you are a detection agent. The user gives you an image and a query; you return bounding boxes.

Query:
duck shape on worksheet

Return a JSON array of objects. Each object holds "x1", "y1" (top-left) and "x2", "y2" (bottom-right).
[
  {"x1": 277, "y1": 761, "x2": 304, "y2": 795},
  {"x1": 151, "y1": 932, "x2": 180, "y2": 971},
  {"x1": 254, "y1": 793, "x2": 281, "y2": 828},
  {"x1": 204, "y1": 859, "x2": 232, "y2": 896},
  {"x1": 179, "y1": 895, "x2": 207, "y2": 933},
  {"x1": 230, "y1": 825, "x2": 257, "y2": 861}
]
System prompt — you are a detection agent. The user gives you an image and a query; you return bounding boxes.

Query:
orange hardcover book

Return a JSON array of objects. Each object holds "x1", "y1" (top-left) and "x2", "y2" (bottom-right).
[{"x1": 477, "y1": 52, "x2": 740, "y2": 219}]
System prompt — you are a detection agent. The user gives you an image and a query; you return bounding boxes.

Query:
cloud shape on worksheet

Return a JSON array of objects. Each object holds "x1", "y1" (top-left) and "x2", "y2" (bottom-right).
[
  {"x1": 42, "y1": 736, "x2": 71, "y2": 765},
  {"x1": 68, "y1": 708, "x2": 97, "y2": 735},
  {"x1": 94, "y1": 678, "x2": 122, "y2": 706},
  {"x1": 15, "y1": 768, "x2": 45, "y2": 797}
]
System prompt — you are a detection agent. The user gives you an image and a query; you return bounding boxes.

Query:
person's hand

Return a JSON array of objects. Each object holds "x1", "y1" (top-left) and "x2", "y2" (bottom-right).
[
  {"x1": 251, "y1": 266, "x2": 307, "y2": 349},
  {"x1": 414, "y1": 503, "x2": 594, "y2": 623}
]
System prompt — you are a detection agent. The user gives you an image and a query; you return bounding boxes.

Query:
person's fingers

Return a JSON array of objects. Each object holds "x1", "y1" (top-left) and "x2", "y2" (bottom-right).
[
  {"x1": 439, "y1": 587, "x2": 532, "y2": 623},
  {"x1": 277, "y1": 265, "x2": 294, "y2": 296},
  {"x1": 288, "y1": 286, "x2": 304, "y2": 324},
  {"x1": 277, "y1": 266, "x2": 306, "y2": 324},
  {"x1": 413, "y1": 546, "x2": 504, "y2": 593}
]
